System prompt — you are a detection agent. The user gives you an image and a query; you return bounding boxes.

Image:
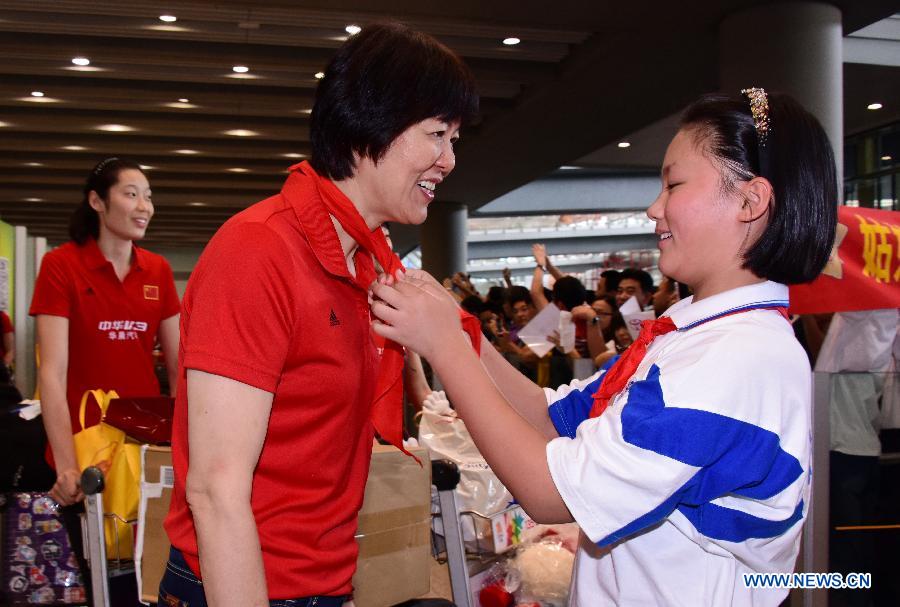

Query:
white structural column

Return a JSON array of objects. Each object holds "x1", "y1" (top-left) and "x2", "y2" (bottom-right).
[
  {"x1": 720, "y1": 2, "x2": 844, "y2": 189},
  {"x1": 420, "y1": 202, "x2": 468, "y2": 282}
]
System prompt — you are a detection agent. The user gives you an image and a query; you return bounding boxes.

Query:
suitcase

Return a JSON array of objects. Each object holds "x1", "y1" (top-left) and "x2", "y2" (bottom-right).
[{"x1": 0, "y1": 492, "x2": 87, "y2": 605}]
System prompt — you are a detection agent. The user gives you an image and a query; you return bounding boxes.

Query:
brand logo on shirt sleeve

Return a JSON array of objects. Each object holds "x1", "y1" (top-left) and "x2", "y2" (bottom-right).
[
  {"x1": 143, "y1": 285, "x2": 160, "y2": 300},
  {"x1": 329, "y1": 309, "x2": 341, "y2": 327}
]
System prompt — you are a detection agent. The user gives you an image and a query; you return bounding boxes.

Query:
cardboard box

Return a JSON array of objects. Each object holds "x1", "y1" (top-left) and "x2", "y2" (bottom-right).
[
  {"x1": 136, "y1": 445, "x2": 174, "y2": 604},
  {"x1": 352, "y1": 444, "x2": 432, "y2": 607},
  {"x1": 135, "y1": 444, "x2": 431, "y2": 606}
]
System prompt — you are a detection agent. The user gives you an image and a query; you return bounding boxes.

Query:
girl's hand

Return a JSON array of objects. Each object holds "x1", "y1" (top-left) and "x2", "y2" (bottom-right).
[{"x1": 370, "y1": 269, "x2": 463, "y2": 361}]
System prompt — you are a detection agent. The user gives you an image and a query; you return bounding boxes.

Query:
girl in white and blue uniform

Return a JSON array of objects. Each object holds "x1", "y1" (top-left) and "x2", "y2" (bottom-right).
[{"x1": 371, "y1": 89, "x2": 837, "y2": 606}]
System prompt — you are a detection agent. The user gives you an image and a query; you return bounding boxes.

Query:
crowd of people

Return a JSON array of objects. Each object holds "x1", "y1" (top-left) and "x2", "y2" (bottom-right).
[{"x1": 440, "y1": 245, "x2": 685, "y2": 389}]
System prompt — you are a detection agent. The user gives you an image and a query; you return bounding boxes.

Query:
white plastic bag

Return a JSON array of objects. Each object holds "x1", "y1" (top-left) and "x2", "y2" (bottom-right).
[{"x1": 418, "y1": 391, "x2": 513, "y2": 550}]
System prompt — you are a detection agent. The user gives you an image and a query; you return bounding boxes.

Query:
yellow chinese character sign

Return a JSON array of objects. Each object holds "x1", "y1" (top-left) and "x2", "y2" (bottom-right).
[{"x1": 790, "y1": 207, "x2": 900, "y2": 314}]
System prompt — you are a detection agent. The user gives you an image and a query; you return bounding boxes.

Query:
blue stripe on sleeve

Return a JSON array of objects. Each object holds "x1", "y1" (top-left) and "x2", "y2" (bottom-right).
[
  {"x1": 596, "y1": 364, "x2": 804, "y2": 546},
  {"x1": 547, "y1": 355, "x2": 619, "y2": 439},
  {"x1": 548, "y1": 374, "x2": 604, "y2": 439}
]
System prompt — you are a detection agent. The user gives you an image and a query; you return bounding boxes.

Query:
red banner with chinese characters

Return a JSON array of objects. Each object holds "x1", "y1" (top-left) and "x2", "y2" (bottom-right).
[{"x1": 789, "y1": 207, "x2": 900, "y2": 314}]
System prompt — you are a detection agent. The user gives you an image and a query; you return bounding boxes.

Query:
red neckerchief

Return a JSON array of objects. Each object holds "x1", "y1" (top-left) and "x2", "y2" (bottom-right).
[
  {"x1": 288, "y1": 161, "x2": 481, "y2": 458},
  {"x1": 590, "y1": 317, "x2": 677, "y2": 418},
  {"x1": 590, "y1": 304, "x2": 789, "y2": 418}
]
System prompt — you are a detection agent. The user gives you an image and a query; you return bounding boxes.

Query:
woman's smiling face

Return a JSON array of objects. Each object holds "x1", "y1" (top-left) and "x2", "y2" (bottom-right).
[
  {"x1": 353, "y1": 117, "x2": 460, "y2": 227},
  {"x1": 91, "y1": 168, "x2": 153, "y2": 242}
]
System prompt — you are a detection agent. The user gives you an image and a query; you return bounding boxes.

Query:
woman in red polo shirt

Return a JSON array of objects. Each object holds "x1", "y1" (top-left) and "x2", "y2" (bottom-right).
[
  {"x1": 159, "y1": 23, "x2": 477, "y2": 607},
  {"x1": 30, "y1": 157, "x2": 180, "y2": 508}
]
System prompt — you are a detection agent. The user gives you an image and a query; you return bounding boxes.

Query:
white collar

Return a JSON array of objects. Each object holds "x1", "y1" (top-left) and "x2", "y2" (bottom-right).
[{"x1": 664, "y1": 281, "x2": 789, "y2": 331}]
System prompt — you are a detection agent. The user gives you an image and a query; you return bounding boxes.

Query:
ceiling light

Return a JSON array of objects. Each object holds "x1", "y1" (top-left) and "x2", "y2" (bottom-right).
[
  {"x1": 174, "y1": 149, "x2": 200, "y2": 155},
  {"x1": 227, "y1": 168, "x2": 250, "y2": 173},
  {"x1": 298, "y1": 108, "x2": 313, "y2": 114},
  {"x1": 23, "y1": 162, "x2": 43, "y2": 167},
  {"x1": 30, "y1": 91, "x2": 44, "y2": 97},
  {"x1": 502, "y1": 37, "x2": 521, "y2": 46},
  {"x1": 140, "y1": 165, "x2": 155, "y2": 170},
  {"x1": 282, "y1": 153, "x2": 306, "y2": 158},
  {"x1": 617, "y1": 141, "x2": 631, "y2": 148},
  {"x1": 867, "y1": 103, "x2": 883, "y2": 110},
  {"x1": 23, "y1": 197, "x2": 44, "y2": 203},
  {"x1": 345, "y1": 24, "x2": 362, "y2": 35},
  {"x1": 232, "y1": 65, "x2": 249, "y2": 73},
  {"x1": 314, "y1": 71, "x2": 325, "y2": 79},
  {"x1": 187, "y1": 201, "x2": 207, "y2": 206},
  {"x1": 883, "y1": 155, "x2": 893, "y2": 161},
  {"x1": 96, "y1": 124, "x2": 135, "y2": 132},
  {"x1": 223, "y1": 129, "x2": 259, "y2": 137},
  {"x1": 21, "y1": 95, "x2": 60, "y2": 103},
  {"x1": 559, "y1": 166, "x2": 580, "y2": 170},
  {"x1": 65, "y1": 65, "x2": 105, "y2": 73},
  {"x1": 178, "y1": 98, "x2": 189, "y2": 103},
  {"x1": 159, "y1": 15, "x2": 177, "y2": 23},
  {"x1": 61, "y1": 145, "x2": 87, "y2": 151},
  {"x1": 0, "y1": 121, "x2": 10, "y2": 127},
  {"x1": 165, "y1": 101, "x2": 198, "y2": 109},
  {"x1": 71, "y1": 56, "x2": 90, "y2": 66},
  {"x1": 144, "y1": 24, "x2": 190, "y2": 33}
]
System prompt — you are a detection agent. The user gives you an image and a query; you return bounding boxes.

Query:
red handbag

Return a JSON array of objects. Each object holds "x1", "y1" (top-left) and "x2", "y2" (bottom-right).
[{"x1": 103, "y1": 397, "x2": 175, "y2": 444}]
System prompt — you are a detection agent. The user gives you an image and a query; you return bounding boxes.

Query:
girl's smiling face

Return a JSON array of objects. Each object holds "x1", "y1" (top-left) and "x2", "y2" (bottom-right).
[{"x1": 646, "y1": 128, "x2": 757, "y2": 300}]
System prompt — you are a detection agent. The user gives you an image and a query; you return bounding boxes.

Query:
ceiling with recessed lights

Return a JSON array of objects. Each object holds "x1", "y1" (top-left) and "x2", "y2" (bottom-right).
[{"x1": 0, "y1": 0, "x2": 896, "y2": 250}]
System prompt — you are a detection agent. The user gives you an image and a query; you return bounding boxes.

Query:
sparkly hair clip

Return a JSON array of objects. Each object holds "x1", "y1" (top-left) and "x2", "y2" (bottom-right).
[
  {"x1": 741, "y1": 87, "x2": 770, "y2": 147},
  {"x1": 92, "y1": 157, "x2": 119, "y2": 175}
]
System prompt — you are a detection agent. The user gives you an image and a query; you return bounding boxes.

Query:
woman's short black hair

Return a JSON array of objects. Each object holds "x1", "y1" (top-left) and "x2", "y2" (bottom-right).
[
  {"x1": 310, "y1": 22, "x2": 479, "y2": 180},
  {"x1": 680, "y1": 91, "x2": 837, "y2": 285},
  {"x1": 552, "y1": 276, "x2": 587, "y2": 311},
  {"x1": 69, "y1": 157, "x2": 146, "y2": 244}
]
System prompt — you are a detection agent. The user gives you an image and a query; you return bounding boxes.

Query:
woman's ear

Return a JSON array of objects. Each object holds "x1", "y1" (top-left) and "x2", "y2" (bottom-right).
[
  {"x1": 739, "y1": 176, "x2": 774, "y2": 223},
  {"x1": 87, "y1": 190, "x2": 106, "y2": 215}
]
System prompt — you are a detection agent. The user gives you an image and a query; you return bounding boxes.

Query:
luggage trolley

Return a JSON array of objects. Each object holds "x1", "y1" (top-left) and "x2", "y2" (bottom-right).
[
  {"x1": 80, "y1": 466, "x2": 137, "y2": 607},
  {"x1": 431, "y1": 460, "x2": 537, "y2": 607},
  {"x1": 79, "y1": 460, "x2": 493, "y2": 607},
  {"x1": 431, "y1": 460, "x2": 471, "y2": 607}
]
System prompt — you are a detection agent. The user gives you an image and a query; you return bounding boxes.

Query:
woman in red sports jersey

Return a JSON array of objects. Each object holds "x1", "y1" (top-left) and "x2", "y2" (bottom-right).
[
  {"x1": 30, "y1": 157, "x2": 180, "y2": 506},
  {"x1": 159, "y1": 22, "x2": 478, "y2": 607}
]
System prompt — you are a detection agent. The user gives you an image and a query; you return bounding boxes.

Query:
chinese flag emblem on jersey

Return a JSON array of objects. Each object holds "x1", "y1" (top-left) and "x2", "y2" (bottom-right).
[{"x1": 143, "y1": 285, "x2": 160, "y2": 300}]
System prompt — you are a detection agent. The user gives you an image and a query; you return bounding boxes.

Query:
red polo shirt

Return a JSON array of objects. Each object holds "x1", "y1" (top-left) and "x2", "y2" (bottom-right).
[
  {"x1": 164, "y1": 170, "x2": 379, "y2": 598},
  {"x1": 29, "y1": 239, "x2": 180, "y2": 430}
]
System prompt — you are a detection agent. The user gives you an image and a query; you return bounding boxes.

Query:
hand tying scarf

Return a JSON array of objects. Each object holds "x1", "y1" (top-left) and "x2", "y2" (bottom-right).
[{"x1": 288, "y1": 161, "x2": 481, "y2": 458}]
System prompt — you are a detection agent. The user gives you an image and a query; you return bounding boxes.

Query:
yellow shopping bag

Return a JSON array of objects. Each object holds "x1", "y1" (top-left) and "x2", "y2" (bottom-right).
[{"x1": 73, "y1": 389, "x2": 141, "y2": 560}]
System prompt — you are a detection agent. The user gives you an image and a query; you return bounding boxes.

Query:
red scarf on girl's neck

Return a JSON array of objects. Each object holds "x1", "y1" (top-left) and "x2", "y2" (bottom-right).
[{"x1": 291, "y1": 161, "x2": 481, "y2": 457}]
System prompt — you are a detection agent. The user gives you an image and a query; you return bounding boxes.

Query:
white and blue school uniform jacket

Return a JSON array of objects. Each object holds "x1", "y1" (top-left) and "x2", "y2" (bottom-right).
[{"x1": 545, "y1": 281, "x2": 811, "y2": 606}]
